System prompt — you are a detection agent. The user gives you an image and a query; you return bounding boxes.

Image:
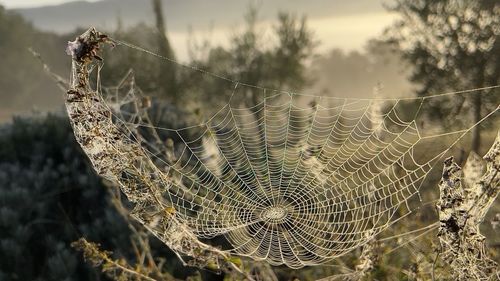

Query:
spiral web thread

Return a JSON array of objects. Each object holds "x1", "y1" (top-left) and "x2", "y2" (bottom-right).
[{"x1": 84, "y1": 67, "x2": 500, "y2": 269}]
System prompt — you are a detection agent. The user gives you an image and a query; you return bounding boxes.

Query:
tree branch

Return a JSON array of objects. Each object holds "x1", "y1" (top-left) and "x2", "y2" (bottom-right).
[{"x1": 436, "y1": 131, "x2": 500, "y2": 280}]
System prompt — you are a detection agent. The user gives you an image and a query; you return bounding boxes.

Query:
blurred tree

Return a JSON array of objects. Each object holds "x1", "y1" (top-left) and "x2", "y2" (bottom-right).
[
  {"x1": 152, "y1": 0, "x2": 178, "y2": 102},
  {"x1": 309, "y1": 42, "x2": 412, "y2": 99},
  {"x1": 230, "y1": 8, "x2": 315, "y2": 108},
  {"x1": 386, "y1": 0, "x2": 500, "y2": 152},
  {"x1": 184, "y1": 7, "x2": 315, "y2": 114}
]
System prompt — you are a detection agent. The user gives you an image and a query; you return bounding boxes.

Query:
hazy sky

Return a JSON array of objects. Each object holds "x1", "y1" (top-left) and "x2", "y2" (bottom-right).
[
  {"x1": 0, "y1": 0, "x2": 98, "y2": 8},
  {"x1": 1, "y1": 0, "x2": 397, "y2": 59},
  {"x1": 172, "y1": 13, "x2": 396, "y2": 60}
]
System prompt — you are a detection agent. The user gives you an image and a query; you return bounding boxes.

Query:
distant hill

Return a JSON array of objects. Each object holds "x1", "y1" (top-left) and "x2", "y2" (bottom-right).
[
  {"x1": 14, "y1": 0, "x2": 385, "y2": 33},
  {"x1": 0, "y1": 6, "x2": 70, "y2": 122}
]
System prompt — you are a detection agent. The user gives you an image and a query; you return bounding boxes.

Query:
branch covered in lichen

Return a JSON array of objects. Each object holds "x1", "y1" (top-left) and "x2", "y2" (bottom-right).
[
  {"x1": 436, "y1": 132, "x2": 500, "y2": 280},
  {"x1": 65, "y1": 28, "x2": 244, "y2": 276}
]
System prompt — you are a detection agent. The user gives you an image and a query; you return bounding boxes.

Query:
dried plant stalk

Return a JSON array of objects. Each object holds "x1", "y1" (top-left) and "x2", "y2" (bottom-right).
[{"x1": 72, "y1": 238, "x2": 158, "y2": 281}]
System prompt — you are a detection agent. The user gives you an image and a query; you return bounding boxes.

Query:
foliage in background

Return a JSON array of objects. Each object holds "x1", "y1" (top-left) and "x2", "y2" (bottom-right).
[
  {"x1": 310, "y1": 40, "x2": 412, "y2": 99},
  {"x1": 386, "y1": 0, "x2": 500, "y2": 152},
  {"x1": 0, "y1": 114, "x2": 126, "y2": 280},
  {"x1": 179, "y1": 7, "x2": 315, "y2": 113},
  {"x1": 0, "y1": 115, "x2": 206, "y2": 281}
]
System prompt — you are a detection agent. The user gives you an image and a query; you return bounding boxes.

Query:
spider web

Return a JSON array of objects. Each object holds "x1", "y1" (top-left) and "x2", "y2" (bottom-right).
[
  {"x1": 92, "y1": 71, "x2": 496, "y2": 269},
  {"x1": 66, "y1": 31, "x2": 499, "y2": 269}
]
